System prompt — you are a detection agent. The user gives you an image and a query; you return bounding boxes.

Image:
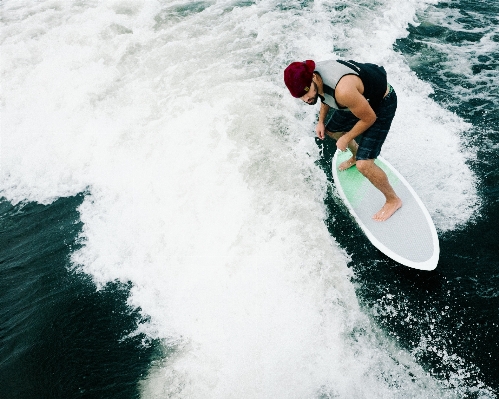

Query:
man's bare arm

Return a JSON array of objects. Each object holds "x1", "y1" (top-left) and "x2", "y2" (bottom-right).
[
  {"x1": 316, "y1": 102, "x2": 330, "y2": 140},
  {"x1": 334, "y1": 75, "x2": 376, "y2": 150}
]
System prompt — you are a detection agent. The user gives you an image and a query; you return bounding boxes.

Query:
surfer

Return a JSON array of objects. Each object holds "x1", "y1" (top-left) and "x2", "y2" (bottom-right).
[{"x1": 284, "y1": 59, "x2": 402, "y2": 221}]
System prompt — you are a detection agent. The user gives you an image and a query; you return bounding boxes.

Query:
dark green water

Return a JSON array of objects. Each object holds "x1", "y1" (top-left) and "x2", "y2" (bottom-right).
[{"x1": 0, "y1": 196, "x2": 160, "y2": 399}]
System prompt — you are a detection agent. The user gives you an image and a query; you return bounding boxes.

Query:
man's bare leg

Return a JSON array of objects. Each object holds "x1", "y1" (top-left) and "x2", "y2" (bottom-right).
[
  {"x1": 356, "y1": 159, "x2": 402, "y2": 221},
  {"x1": 326, "y1": 131, "x2": 358, "y2": 171}
]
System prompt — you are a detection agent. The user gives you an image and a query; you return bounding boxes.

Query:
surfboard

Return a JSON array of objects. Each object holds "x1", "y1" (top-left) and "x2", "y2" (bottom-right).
[{"x1": 332, "y1": 150, "x2": 439, "y2": 270}]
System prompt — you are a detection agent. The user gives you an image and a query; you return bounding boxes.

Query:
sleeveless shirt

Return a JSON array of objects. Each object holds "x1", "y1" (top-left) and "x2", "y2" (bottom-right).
[{"x1": 314, "y1": 60, "x2": 387, "y2": 114}]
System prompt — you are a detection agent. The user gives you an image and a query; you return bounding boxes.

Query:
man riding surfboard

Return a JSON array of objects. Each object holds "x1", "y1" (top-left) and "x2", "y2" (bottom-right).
[{"x1": 284, "y1": 59, "x2": 402, "y2": 222}]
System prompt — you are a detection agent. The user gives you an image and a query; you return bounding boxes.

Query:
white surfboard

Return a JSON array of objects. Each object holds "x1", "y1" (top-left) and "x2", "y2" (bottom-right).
[{"x1": 332, "y1": 150, "x2": 439, "y2": 270}]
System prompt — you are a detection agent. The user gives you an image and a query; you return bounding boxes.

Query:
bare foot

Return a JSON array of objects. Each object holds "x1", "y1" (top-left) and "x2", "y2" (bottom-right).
[
  {"x1": 339, "y1": 156, "x2": 356, "y2": 171},
  {"x1": 372, "y1": 198, "x2": 403, "y2": 222}
]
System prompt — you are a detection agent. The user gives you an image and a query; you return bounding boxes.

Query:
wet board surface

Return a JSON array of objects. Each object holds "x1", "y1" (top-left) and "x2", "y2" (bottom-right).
[{"x1": 332, "y1": 150, "x2": 439, "y2": 270}]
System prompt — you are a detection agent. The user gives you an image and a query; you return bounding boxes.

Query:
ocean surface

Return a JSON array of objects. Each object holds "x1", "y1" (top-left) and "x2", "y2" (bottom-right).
[{"x1": 1, "y1": 0, "x2": 498, "y2": 398}]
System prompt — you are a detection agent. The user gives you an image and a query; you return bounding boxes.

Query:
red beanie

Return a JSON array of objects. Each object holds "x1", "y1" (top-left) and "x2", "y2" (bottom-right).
[{"x1": 284, "y1": 60, "x2": 316, "y2": 98}]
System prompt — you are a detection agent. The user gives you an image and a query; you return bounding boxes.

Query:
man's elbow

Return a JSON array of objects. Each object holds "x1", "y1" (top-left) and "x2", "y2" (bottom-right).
[{"x1": 364, "y1": 113, "x2": 377, "y2": 126}]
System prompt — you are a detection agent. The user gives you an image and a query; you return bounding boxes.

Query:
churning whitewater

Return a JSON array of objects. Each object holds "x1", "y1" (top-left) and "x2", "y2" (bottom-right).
[{"x1": 1, "y1": 0, "x2": 486, "y2": 398}]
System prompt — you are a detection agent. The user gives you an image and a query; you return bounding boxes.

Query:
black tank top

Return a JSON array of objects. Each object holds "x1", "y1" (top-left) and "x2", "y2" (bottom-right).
[{"x1": 335, "y1": 60, "x2": 387, "y2": 113}]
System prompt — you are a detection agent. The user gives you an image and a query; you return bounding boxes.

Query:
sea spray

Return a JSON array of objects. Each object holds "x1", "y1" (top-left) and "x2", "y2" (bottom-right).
[{"x1": 0, "y1": 0, "x2": 485, "y2": 397}]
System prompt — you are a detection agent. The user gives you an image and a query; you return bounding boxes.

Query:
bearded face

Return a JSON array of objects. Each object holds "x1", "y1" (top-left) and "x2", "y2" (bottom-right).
[{"x1": 300, "y1": 80, "x2": 319, "y2": 105}]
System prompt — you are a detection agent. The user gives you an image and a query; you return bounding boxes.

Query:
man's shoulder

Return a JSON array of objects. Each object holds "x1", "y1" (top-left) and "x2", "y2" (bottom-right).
[
  {"x1": 315, "y1": 60, "x2": 360, "y2": 84},
  {"x1": 315, "y1": 59, "x2": 360, "y2": 72},
  {"x1": 315, "y1": 59, "x2": 338, "y2": 68},
  {"x1": 335, "y1": 74, "x2": 362, "y2": 93}
]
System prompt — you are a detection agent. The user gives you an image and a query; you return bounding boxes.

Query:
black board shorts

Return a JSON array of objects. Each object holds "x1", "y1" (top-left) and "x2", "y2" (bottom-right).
[{"x1": 326, "y1": 87, "x2": 397, "y2": 160}]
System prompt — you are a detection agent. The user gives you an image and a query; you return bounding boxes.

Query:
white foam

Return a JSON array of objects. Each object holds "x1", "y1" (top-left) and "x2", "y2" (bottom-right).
[{"x1": 0, "y1": 0, "x2": 483, "y2": 397}]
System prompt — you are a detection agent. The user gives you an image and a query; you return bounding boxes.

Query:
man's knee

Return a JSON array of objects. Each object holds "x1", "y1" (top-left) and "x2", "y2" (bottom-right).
[
  {"x1": 326, "y1": 130, "x2": 344, "y2": 140},
  {"x1": 356, "y1": 159, "x2": 374, "y2": 174}
]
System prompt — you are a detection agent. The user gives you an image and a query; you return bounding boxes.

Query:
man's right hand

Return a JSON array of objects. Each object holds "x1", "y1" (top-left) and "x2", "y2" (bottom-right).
[{"x1": 316, "y1": 121, "x2": 326, "y2": 140}]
